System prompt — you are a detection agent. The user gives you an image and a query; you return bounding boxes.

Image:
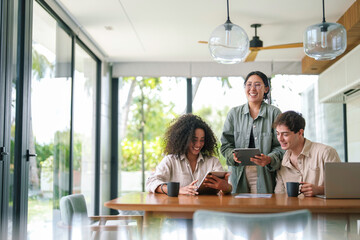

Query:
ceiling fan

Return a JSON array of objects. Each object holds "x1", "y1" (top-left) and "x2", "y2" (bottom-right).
[
  {"x1": 245, "y1": 24, "x2": 303, "y2": 62},
  {"x1": 199, "y1": 24, "x2": 303, "y2": 62}
]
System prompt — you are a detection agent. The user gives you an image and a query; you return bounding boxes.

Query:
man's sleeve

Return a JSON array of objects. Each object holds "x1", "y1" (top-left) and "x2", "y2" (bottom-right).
[
  {"x1": 325, "y1": 147, "x2": 341, "y2": 163},
  {"x1": 274, "y1": 170, "x2": 286, "y2": 194}
]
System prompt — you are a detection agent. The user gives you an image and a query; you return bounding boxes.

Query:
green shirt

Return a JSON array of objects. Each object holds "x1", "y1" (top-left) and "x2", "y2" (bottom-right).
[{"x1": 221, "y1": 101, "x2": 284, "y2": 193}]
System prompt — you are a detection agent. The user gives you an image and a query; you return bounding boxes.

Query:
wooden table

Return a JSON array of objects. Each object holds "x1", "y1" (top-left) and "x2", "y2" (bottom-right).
[
  {"x1": 105, "y1": 192, "x2": 360, "y2": 222},
  {"x1": 105, "y1": 193, "x2": 360, "y2": 239}
]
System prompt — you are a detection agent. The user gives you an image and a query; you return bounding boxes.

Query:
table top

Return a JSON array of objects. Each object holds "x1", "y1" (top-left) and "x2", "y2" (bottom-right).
[{"x1": 104, "y1": 192, "x2": 360, "y2": 214}]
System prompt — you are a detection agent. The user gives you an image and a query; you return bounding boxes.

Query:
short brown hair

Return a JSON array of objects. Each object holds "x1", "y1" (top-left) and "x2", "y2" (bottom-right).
[{"x1": 273, "y1": 111, "x2": 305, "y2": 133}]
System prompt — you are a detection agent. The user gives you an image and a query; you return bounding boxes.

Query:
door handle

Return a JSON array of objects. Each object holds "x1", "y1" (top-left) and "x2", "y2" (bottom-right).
[
  {"x1": 0, "y1": 147, "x2": 9, "y2": 161},
  {"x1": 26, "y1": 149, "x2": 37, "y2": 162}
]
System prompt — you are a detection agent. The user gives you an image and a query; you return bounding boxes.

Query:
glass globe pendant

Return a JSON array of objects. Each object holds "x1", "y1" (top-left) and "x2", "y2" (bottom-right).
[
  {"x1": 303, "y1": 0, "x2": 347, "y2": 60},
  {"x1": 208, "y1": 0, "x2": 249, "y2": 64}
]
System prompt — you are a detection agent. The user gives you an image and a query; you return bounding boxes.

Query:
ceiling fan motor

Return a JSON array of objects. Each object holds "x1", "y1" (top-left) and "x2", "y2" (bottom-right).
[{"x1": 250, "y1": 24, "x2": 263, "y2": 48}]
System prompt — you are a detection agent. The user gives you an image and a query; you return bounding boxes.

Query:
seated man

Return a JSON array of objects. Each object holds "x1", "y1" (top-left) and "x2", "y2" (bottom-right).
[{"x1": 273, "y1": 111, "x2": 341, "y2": 197}]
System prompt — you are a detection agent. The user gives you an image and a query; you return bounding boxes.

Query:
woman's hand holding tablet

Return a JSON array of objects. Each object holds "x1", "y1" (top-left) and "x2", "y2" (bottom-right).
[{"x1": 196, "y1": 171, "x2": 231, "y2": 195}]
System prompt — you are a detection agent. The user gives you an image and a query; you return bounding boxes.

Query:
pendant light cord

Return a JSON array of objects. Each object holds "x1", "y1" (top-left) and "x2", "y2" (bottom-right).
[
  {"x1": 227, "y1": 0, "x2": 230, "y2": 21},
  {"x1": 322, "y1": 0, "x2": 326, "y2": 23}
]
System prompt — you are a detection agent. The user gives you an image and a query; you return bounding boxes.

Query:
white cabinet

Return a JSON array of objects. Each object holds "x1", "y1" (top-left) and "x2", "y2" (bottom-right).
[{"x1": 319, "y1": 44, "x2": 360, "y2": 103}]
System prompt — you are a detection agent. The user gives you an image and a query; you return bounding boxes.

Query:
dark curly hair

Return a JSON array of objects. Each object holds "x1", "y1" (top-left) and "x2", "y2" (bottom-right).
[
  {"x1": 244, "y1": 71, "x2": 270, "y2": 100},
  {"x1": 163, "y1": 114, "x2": 218, "y2": 158},
  {"x1": 273, "y1": 110, "x2": 305, "y2": 133}
]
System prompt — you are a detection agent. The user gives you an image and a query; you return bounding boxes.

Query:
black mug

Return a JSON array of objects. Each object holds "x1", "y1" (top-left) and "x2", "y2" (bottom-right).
[
  {"x1": 286, "y1": 182, "x2": 301, "y2": 197},
  {"x1": 160, "y1": 182, "x2": 180, "y2": 197}
]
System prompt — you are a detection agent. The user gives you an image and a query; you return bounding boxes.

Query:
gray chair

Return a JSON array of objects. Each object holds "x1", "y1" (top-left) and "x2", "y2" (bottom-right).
[
  {"x1": 193, "y1": 209, "x2": 312, "y2": 240},
  {"x1": 59, "y1": 194, "x2": 143, "y2": 240}
]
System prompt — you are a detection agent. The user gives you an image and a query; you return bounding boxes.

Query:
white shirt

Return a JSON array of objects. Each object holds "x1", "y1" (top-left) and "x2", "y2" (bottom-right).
[{"x1": 145, "y1": 153, "x2": 224, "y2": 193}]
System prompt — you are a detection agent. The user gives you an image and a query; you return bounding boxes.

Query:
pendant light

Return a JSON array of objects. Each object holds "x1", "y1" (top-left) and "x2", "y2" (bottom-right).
[
  {"x1": 303, "y1": 0, "x2": 347, "y2": 60},
  {"x1": 208, "y1": 0, "x2": 249, "y2": 64}
]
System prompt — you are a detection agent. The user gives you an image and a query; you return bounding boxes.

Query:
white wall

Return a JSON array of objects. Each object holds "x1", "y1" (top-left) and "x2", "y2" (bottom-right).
[
  {"x1": 347, "y1": 94, "x2": 360, "y2": 162},
  {"x1": 318, "y1": 43, "x2": 360, "y2": 162},
  {"x1": 112, "y1": 61, "x2": 302, "y2": 78},
  {"x1": 319, "y1": 44, "x2": 360, "y2": 103}
]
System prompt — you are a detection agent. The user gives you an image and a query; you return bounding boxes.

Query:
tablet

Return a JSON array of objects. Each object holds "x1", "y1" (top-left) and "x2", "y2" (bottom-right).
[
  {"x1": 232, "y1": 148, "x2": 261, "y2": 166},
  {"x1": 196, "y1": 171, "x2": 229, "y2": 195}
]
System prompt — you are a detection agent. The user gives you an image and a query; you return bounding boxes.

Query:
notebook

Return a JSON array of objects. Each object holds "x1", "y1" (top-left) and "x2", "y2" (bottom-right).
[{"x1": 315, "y1": 162, "x2": 360, "y2": 199}]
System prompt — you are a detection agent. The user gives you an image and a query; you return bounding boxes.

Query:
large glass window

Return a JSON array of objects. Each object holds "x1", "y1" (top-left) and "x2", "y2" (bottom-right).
[
  {"x1": 73, "y1": 43, "x2": 97, "y2": 214},
  {"x1": 28, "y1": 2, "x2": 72, "y2": 238},
  {"x1": 118, "y1": 77, "x2": 186, "y2": 193}
]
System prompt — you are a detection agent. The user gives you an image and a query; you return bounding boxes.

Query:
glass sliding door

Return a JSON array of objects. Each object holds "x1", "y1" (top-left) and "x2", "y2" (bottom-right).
[
  {"x1": 0, "y1": 0, "x2": 9, "y2": 239},
  {"x1": 1, "y1": 0, "x2": 20, "y2": 238},
  {"x1": 73, "y1": 43, "x2": 97, "y2": 215},
  {"x1": 28, "y1": 2, "x2": 72, "y2": 239},
  {"x1": 2, "y1": 0, "x2": 103, "y2": 238},
  {"x1": 0, "y1": 60, "x2": 6, "y2": 240},
  {"x1": 11, "y1": 0, "x2": 33, "y2": 238}
]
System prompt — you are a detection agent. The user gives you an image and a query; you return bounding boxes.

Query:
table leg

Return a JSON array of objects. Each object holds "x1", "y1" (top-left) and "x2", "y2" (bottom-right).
[{"x1": 144, "y1": 211, "x2": 152, "y2": 227}]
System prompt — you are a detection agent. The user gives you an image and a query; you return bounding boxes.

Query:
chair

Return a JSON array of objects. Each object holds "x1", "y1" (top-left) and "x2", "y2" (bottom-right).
[
  {"x1": 59, "y1": 194, "x2": 143, "y2": 240},
  {"x1": 193, "y1": 209, "x2": 312, "y2": 240}
]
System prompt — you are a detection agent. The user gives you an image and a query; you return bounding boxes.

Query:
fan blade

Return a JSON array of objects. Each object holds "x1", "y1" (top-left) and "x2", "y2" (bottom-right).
[
  {"x1": 260, "y1": 42, "x2": 303, "y2": 50},
  {"x1": 245, "y1": 50, "x2": 259, "y2": 62},
  {"x1": 198, "y1": 41, "x2": 208, "y2": 44}
]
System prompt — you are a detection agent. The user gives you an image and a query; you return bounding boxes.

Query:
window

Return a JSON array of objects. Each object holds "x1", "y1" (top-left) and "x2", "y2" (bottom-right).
[{"x1": 118, "y1": 77, "x2": 186, "y2": 192}]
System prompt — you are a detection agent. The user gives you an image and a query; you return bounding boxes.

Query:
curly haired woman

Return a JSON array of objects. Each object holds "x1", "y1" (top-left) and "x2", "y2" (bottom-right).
[{"x1": 146, "y1": 114, "x2": 231, "y2": 195}]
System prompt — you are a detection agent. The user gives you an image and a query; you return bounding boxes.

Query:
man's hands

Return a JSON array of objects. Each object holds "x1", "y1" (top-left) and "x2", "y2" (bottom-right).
[{"x1": 300, "y1": 182, "x2": 324, "y2": 197}]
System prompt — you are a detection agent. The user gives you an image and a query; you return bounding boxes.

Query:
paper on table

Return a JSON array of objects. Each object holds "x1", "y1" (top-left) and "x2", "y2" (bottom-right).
[{"x1": 235, "y1": 193, "x2": 272, "y2": 198}]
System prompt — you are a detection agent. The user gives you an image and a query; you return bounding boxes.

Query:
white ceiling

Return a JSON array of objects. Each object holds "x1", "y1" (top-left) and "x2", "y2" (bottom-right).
[{"x1": 56, "y1": 0, "x2": 355, "y2": 63}]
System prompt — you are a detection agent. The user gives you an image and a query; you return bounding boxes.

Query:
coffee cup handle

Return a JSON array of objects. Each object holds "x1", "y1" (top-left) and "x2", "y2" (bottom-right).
[
  {"x1": 160, "y1": 183, "x2": 167, "y2": 195},
  {"x1": 298, "y1": 183, "x2": 303, "y2": 195}
]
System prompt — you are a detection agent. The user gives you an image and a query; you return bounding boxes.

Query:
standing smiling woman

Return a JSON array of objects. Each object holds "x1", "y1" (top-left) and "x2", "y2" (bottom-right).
[
  {"x1": 146, "y1": 114, "x2": 232, "y2": 195},
  {"x1": 221, "y1": 71, "x2": 284, "y2": 194}
]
